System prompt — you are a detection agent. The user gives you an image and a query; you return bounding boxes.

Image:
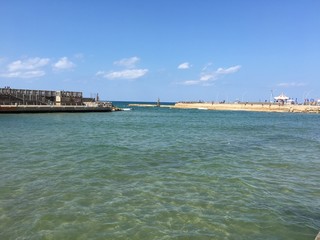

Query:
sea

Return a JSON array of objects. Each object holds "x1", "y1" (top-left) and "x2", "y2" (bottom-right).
[{"x1": 0, "y1": 101, "x2": 319, "y2": 240}]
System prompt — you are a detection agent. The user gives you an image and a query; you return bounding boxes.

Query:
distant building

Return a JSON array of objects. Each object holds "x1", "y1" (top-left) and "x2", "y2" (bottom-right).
[{"x1": 0, "y1": 87, "x2": 94, "y2": 106}]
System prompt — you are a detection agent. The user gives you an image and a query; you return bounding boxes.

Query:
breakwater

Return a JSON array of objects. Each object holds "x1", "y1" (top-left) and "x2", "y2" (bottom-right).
[
  {"x1": 128, "y1": 103, "x2": 174, "y2": 108},
  {"x1": 174, "y1": 102, "x2": 320, "y2": 113}
]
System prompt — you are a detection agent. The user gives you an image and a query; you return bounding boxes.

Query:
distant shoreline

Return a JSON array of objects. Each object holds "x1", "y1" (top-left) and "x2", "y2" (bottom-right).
[{"x1": 173, "y1": 102, "x2": 320, "y2": 113}]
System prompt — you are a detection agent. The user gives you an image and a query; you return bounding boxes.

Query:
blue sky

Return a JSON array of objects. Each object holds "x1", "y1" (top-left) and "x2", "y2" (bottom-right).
[{"x1": 1, "y1": 0, "x2": 319, "y2": 102}]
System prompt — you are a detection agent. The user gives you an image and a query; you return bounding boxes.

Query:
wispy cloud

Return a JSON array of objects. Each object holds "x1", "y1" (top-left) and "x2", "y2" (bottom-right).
[
  {"x1": 0, "y1": 57, "x2": 6, "y2": 64},
  {"x1": 216, "y1": 65, "x2": 241, "y2": 74},
  {"x1": 0, "y1": 57, "x2": 50, "y2": 78},
  {"x1": 1, "y1": 70, "x2": 46, "y2": 79},
  {"x1": 277, "y1": 82, "x2": 306, "y2": 87},
  {"x1": 74, "y1": 53, "x2": 85, "y2": 60},
  {"x1": 53, "y1": 57, "x2": 75, "y2": 70},
  {"x1": 97, "y1": 56, "x2": 148, "y2": 80},
  {"x1": 201, "y1": 62, "x2": 212, "y2": 71},
  {"x1": 183, "y1": 80, "x2": 200, "y2": 85},
  {"x1": 114, "y1": 56, "x2": 140, "y2": 69},
  {"x1": 181, "y1": 64, "x2": 241, "y2": 86},
  {"x1": 178, "y1": 62, "x2": 191, "y2": 69},
  {"x1": 102, "y1": 69, "x2": 148, "y2": 80}
]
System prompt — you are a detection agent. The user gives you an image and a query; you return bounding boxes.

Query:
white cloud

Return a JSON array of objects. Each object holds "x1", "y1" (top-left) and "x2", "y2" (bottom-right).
[
  {"x1": 114, "y1": 56, "x2": 140, "y2": 69},
  {"x1": 178, "y1": 62, "x2": 191, "y2": 69},
  {"x1": 95, "y1": 71, "x2": 105, "y2": 76},
  {"x1": 53, "y1": 57, "x2": 75, "y2": 70},
  {"x1": 8, "y1": 57, "x2": 50, "y2": 72},
  {"x1": 102, "y1": 69, "x2": 148, "y2": 80},
  {"x1": 277, "y1": 82, "x2": 306, "y2": 87},
  {"x1": 200, "y1": 73, "x2": 215, "y2": 81},
  {"x1": 181, "y1": 64, "x2": 241, "y2": 86},
  {"x1": 97, "y1": 56, "x2": 148, "y2": 80},
  {"x1": 0, "y1": 57, "x2": 50, "y2": 79}
]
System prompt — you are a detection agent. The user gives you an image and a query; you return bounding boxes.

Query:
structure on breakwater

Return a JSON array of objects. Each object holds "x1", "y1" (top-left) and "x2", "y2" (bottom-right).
[{"x1": 0, "y1": 87, "x2": 113, "y2": 113}]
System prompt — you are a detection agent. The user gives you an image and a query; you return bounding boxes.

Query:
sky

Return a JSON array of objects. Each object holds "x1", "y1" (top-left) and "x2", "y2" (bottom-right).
[{"x1": 0, "y1": 0, "x2": 319, "y2": 102}]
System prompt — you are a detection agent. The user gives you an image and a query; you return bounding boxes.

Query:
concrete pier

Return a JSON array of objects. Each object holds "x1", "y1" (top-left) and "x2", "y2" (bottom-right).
[
  {"x1": 0, "y1": 87, "x2": 114, "y2": 113},
  {"x1": 0, "y1": 105, "x2": 112, "y2": 113}
]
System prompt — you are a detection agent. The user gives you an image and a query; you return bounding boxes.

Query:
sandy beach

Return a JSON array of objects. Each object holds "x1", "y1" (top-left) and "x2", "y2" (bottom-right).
[{"x1": 173, "y1": 102, "x2": 320, "y2": 113}]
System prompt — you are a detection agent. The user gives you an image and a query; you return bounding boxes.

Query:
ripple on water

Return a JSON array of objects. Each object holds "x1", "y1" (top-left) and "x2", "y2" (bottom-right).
[{"x1": 0, "y1": 111, "x2": 319, "y2": 239}]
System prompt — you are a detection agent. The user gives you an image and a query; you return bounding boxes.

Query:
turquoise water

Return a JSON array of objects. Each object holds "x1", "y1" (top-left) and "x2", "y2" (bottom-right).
[{"x1": 0, "y1": 104, "x2": 319, "y2": 239}]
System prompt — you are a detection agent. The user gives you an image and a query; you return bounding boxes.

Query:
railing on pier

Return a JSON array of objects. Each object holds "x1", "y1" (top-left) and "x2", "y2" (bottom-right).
[{"x1": 0, "y1": 88, "x2": 83, "y2": 106}]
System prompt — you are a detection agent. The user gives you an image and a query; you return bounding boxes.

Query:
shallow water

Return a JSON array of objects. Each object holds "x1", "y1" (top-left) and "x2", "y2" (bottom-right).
[{"x1": 0, "y1": 105, "x2": 319, "y2": 239}]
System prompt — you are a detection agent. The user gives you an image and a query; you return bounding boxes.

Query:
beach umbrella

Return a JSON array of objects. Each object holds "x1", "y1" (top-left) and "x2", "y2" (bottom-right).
[{"x1": 274, "y1": 93, "x2": 289, "y2": 101}]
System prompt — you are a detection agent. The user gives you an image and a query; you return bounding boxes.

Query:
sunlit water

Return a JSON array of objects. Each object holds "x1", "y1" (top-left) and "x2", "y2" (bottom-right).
[{"x1": 0, "y1": 104, "x2": 319, "y2": 239}]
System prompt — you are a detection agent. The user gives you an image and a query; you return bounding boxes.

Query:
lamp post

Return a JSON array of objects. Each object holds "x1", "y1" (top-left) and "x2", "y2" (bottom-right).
[
  {"x1": 270, "y1": 89, "x2": 276, "y2": 103},
  {"x1": 241, "y1": 92, "x2": 247, "y2": 103},
  {"x1": 303, "y1": 90, "x2": 313, "y2": 105}
]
